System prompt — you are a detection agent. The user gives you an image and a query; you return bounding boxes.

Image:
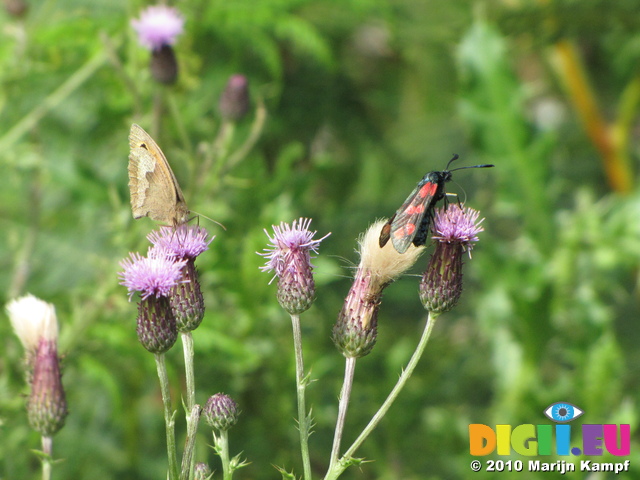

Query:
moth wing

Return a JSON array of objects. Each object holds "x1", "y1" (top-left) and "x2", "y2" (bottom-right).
[
  {"x1": 388, "y1": 182, "x2": 436, "y2": 254},
  {"x1": 128, "y1": 124, "x2": 189, "y2": 224},
  {"x1": 378, "y1": 214, "x2": 395, "y2": 248}
]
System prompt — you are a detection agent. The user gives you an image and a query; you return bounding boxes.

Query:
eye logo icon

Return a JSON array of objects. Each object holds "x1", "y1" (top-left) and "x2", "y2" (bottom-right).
[{"x1": 544, "y1": 402, "x2": 583, "y2": 423}]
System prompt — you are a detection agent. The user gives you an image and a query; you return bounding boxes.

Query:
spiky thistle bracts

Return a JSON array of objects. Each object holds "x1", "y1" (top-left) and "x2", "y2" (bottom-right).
[{"x1": 419, "y1": 205, "x2": 485, "y2": 314}]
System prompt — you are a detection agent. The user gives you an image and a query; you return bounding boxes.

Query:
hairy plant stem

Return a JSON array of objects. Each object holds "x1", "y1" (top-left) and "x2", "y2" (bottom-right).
[
  {"x1": 327, "y1": 357, "x2": 356, "y2": 473},
  {"x1": 215, "y1": 429, "x2": 232, "y2": 480},
  {"x1": 180, "y1": 404, "x2": 202, "y2": 480},
  {"x1": 324, "y1": 312, "x2": 440, "y2": 480},
  {"x1": 181, "y1": 332, "x2": 198, "y2": 480},
  {"x1": 291, "y1": 314, "x2": 313, "y2": 480},
  {"x1": 41, "y1": 435, "x2": 52, "y2": 480},
  {"x1": 155, "y1": 353, "x2": 179, "y2": 480}
]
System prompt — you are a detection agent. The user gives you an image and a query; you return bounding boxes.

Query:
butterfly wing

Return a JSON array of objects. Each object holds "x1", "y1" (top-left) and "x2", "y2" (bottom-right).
[
  {"x1": 379, "y1": 173, "x2": 442, "y2": 254},
  {"x1": 128, "y1": 124, "x2": 190, "y2": 225}
]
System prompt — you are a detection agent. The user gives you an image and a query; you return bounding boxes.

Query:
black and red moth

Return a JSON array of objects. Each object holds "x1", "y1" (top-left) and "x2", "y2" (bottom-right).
[{"x1": 379, "y1": 155, "x2": 494, "y2": 254}]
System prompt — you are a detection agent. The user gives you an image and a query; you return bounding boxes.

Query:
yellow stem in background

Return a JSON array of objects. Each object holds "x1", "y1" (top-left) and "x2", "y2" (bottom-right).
[{"x1": 550, "y1": 40, "x2": 633, "y2": 193}]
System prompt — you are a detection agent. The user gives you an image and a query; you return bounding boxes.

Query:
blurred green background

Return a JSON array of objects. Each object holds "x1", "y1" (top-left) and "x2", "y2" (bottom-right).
[{"x1": 1, "y1": 0, "x2": 639, "y2": 479}]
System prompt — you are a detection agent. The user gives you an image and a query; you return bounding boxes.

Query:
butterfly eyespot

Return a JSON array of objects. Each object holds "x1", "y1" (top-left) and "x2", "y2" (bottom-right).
[{"x1": 543, "y1": 402, "x2": 583, "y2": 423}]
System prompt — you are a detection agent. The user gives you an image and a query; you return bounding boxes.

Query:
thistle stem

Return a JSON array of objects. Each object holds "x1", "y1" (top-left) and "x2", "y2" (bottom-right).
[
  {"x1": 41, "y1": 435, "x2": 52, "y2": 480},
  {"x1": 182, "y1": 332, "x2": 197, "y2": 409},
  {"x1": 324, "y1": 312, "x2": 440, "y2": 480},
  {"x1": 291, "y1": 313, "x2": 313, "y2": 480},
  {"x1": 180, "y1": 404, "x2": 202, "y2": 480},
  {"x1": 155, "y1": 353, "x2": 179, "y2": 480},
  {"x1": 216, "y1": 429, "x2": 232, "y2": 480},
  {"x1": 181, "y1": 332, "x2": 198, "y2": 480},
  {"x1": 327, "y1": 357, "x2": 356, "y2": 473}
]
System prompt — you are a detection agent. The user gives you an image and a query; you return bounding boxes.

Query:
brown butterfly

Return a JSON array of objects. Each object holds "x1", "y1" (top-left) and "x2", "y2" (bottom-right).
[{"x1": 128, "y1": 124, "x2": 190, "y2": 226}]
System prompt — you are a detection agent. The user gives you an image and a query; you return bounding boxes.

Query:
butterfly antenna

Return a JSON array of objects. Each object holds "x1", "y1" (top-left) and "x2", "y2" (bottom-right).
[{"x1": 191, "y1": 210, "x2": 227, "y2": 230}]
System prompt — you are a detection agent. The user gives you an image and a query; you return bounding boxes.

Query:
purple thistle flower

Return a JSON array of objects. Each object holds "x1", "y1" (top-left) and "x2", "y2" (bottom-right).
[
  {"x1": 148, "y1": 225, "x2": 214, "y2": 260},
  {"x1": 260, "y1": 218, "x2": 327, "y2": 276},
  {"x1": 119, "y1": 249, "x2": 185, "y2": 353},
  {"x1": 259, "y1": 218, "x2": 330, "y2": 314},
  {"x1": 131, "y1": 5, "x2": 184, "y2": 51},
  {"x1": 147, "y1": 225, "x2": 213, "y2": 331},
  {"x1": 419, "y1": 205, "x2": 485, "y2": 314},
  {"x1": 119, "y1": 249, "x2": 187, "y2": 300},
  {"x1": 431, "y1": 204, "x2": 484, "y2": 254}
]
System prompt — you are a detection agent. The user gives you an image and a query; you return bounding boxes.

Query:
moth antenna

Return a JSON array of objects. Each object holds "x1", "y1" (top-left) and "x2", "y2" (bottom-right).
[
  {"x1": 445, "y1": 153, "x2": 460, "y2": 170},
  {"x1": 449, "y1": 164, "x2": 494, "y2": 172}
]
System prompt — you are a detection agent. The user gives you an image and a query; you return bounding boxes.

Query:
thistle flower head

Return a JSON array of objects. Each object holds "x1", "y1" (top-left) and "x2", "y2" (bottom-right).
[
  {"x1": 6, "y1": 294, "x2": 58, "y2": 355},
  {"x1": 131, "y1": 5, "x2": 184, "y2": 51},
  {"x1": 420, "y1": 205, "x2": 485, "y2": 314},
  {"x1": 432, "y1": 204, "x2": 484, "y2": 254},
  {"x1": 219, "y1": 74, "x2": 250, "y2": 121},
  {"x1": 147, "y1": 226, "x2": 212, "y2": 330},
  {"x1": 361, "y1": 219, "x2": 424, "y2": 286},
  {"x1": 333, "y1": 220, "x2": 423, "y2": 358},
  {"x1": 204, "y1": 393, "x2": 240, "y2": 431},
  {"x1": 119, "y1": 248, "x2": 185, "y2": 352},
  {"x1": 28, "y1": 339, "x2": 68, "y2": 436},
  {"x1": 6, "y1": 295, "x2": 67, "y2": 436},
  {"x1": 119, "y1": 248, "x2": 187, "y2": 300},
  {"x1": 259, "y1": 218, "x2": 326, "y2": 276},
  {"x1": 259, "y1": 218, "x2": 330, "y2": 314},
  {"x1": 147, "y1": 225, "x2": 214, "y2": 260}
]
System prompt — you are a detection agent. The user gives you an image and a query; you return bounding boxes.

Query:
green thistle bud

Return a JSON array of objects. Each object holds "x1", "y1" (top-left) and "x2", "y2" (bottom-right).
[
  {"x1": 170, "y1": 258, "x2": 205, "y2": 332},
  {"x1": 219, "y1": 74, "x2": 250, "y2": 121},
  {"x1": 194, "y1": 462, "x2": 213, "y2": 480},
  {"x1": 136, "y1": 296, "x2": 178, "y2": 354},
  {"x1": 150, "y1": 44, "x2": 179, "y2": 85},
  {"x1": 276, "y1": 259, "x2": 316, "y2": 315},
  {"x1": 332, "y1": 272, "x2": 380, "y2": 358},
  {"x1": 27, "y1": 339, "x2": 68, "y2": 436},
  {"x1": 204, "y1": 393, "x2": 240, "y2": 432},
  {"x1": 420, "y1": 242, "x2": 464, "y2": 314}
]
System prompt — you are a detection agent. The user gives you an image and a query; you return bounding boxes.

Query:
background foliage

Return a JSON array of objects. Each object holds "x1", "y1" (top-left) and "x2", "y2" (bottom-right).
[{"x1": 1, "y1": 0, "x2": 639, "y2": 479}]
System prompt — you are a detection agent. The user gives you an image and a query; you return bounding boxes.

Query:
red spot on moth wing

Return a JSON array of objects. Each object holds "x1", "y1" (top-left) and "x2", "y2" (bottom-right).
[
  {"x1": 418, "y1": 182, "x2": 438, "y2": 198},
  {"x1": 403, "y1": 204, "x2": 425, "y2": 215},
  {"x1": 393, "y1": 223, "x2": 416, "y2": 239}
]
